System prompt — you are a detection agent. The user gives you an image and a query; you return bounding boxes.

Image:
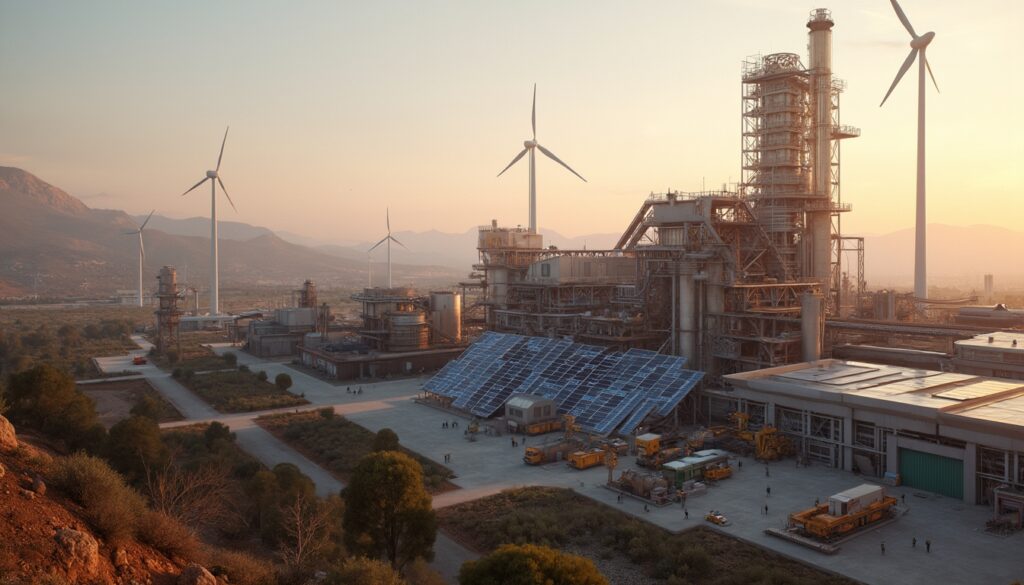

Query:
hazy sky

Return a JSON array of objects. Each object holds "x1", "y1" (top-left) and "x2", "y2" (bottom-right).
[{"x1": 2, "y1": 0, "x2": 1021, "y2": 244}]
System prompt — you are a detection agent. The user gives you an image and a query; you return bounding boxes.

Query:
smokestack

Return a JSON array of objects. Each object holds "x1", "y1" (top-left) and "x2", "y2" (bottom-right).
[{"x1": 808, "y1": 9, "x2": 835, "y2": 304}]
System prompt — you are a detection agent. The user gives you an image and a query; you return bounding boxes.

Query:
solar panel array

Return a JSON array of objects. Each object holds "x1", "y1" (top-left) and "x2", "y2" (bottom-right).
[{"x1": 425, "y1": 332, "x2": 703, "y2": 435}]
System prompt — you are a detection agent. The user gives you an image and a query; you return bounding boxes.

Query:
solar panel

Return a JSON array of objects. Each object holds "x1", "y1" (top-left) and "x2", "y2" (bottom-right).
[{"x1": 423, "y1": 331, "x2": 703, "y2": 435}]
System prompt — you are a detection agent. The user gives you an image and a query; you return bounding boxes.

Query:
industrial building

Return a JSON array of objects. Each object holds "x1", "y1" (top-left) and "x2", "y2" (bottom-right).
[
  {"x1": 714, "y1": 359, "x2": 1024, "y2": 505},
  {"x1": 245, "y1": 280, "x2": 328, "y2": 357},
  {"x1": 472, "y1": 9, "x2": 862, "y2": 382},
  {"x1": 298, "y1": 287, "x2": 467, "y2": 380}
]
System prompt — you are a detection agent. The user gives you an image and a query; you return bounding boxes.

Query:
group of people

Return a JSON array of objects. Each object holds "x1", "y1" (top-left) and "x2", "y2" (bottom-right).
[
  {"x1": 345, "y1": 386, "x2": 363, "y2": 395},
  {"x1": 441, "y1": 420, "x2": 459, "y2": 429}
]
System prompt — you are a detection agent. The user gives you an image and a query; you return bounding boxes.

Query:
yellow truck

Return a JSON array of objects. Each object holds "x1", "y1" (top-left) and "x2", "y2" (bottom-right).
[
  {"x1": 788, "y1": 484, "x2": 897, "y2": 540},
  {"x1": 523, "y1": 440, "x2": 576, "y2": 465},
  {"x1": 567, "y1": 449, "x2": 604, "y2": 470}
]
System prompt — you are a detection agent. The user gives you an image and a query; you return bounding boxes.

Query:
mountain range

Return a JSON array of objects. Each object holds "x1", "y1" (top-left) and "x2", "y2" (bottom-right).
[
  {"x1": 2, "y1": 165, "x2": 1019, "y2": 299},
  {"x1": 0, "y1": 167, "x2": 461, "y2": 298}
]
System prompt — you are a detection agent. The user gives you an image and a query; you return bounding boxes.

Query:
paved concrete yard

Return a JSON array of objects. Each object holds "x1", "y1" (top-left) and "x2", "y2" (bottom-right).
[{"x1": 347, "y1": 397, "x2": 1024, "y2": 585}]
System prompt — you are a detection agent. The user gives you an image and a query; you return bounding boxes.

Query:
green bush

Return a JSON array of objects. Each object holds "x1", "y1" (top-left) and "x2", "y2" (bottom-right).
[
  {"x1": 48, "y1": 453, "x2": 147, "y2": 543},
  {"x1": 5, "y1": 364, "x2": 105, "y2": 451},
  {"x1": 257, "y1": 370, "x2": 268, "y2": 382},
  {"x1": 138, "y1": 510, "x2": 201, "y2": 561},
  {"x1": 106, "y1": 415, "x2": 168, "y2": 481},
  {"x1": 238, "y1": 364, "x2": 250, "y2": 373},
  {"x1": 171, "y1": 367, "x2": 183, "y2": 378},
  {"x1": 222, "y1": 352, "x2": 238, "y2": 367},
  {"x1": 275, "y1": 373, "x2": 293, "y2": 391}
]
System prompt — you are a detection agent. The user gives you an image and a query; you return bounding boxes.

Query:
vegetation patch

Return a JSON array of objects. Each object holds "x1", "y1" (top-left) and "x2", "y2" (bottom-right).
[
  {"x1": 179, "y1": 369, "x2": 308, "y2": 413},
  {"x1": 0, "y1": 306, "x2": 145, "y2": 379},
  {"x1": 81, "y1": 378, "x2": 183, "y2": 427},
  {"x1": 149, "y1": 331, "x2": 231, "y2": 371},
  {"x1": 438, "y1": 487, "x2": 858, "y2": 585},
  {"x1": 257, "y1": 410, "x2": 456, "y2": 494}
]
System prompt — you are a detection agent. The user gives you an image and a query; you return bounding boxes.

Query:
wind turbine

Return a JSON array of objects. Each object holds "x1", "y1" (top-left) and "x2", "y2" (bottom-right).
[
  {"x1": 497, "y1": 84, "x2": 586, "y2": 234},
  {"x1": 880, "y1": 0, "x2": 939, "y2": 303},
  {"x1": 124, "y1": 209, "x2": 155, "y2": 307},
  {"x1": 368, "y1": 208, "x2": 406, "y2": 289},
  {"x1": 181, "y1": 126, "x2": 236, "y2": 315}
]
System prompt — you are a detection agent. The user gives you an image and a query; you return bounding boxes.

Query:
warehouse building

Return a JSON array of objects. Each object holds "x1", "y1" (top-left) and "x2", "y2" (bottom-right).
[{"x1": 710, "y1": 360, "x2": 1024, "y2": 505}]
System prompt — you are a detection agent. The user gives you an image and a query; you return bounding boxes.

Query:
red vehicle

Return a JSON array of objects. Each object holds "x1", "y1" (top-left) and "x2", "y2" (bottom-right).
[{"x1": 132, "y1": 356, "x2": 148, "y2": 365}]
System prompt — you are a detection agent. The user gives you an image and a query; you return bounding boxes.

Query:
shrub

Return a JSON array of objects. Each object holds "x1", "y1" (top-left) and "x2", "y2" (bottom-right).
[
  {"x1": 138, "y1": 510, "x2": 201, "y2": 561},
  {"x1": 205, "y1": 548, "x2": 276, "y2": 585},
  {"x1": 172, "y1": 367, "x2": 183, "y2": 379},
  {"x1": 165, "y1": 349, "x2": 180, "y2": 364},
  {"x1": 319, "y1": 407, "x2": 335, "y2": 420},
  {"x1": 275, "y1": 373, "x2": 293, "y2": 392},
  {"x1": 372, "y1": 428, "x2": 400, "y2": 453},
  {"x1": 328, "y1": 558, "x2": 405, "y2": 585},
  {"x1": 204, "y1": 421, "x2": 235, "y2": 447},
  {"x1": 5, "y1": 364, "x2": 105, "y2": 451},
  {"x1": 257, "y1": 370, "x2": 268, "y2": 382},
  {"x1": 130, "y1": 393, "x2": 162, "y2": 420},
  {"x1": 106, "y1": 415, "x2": 168, "y2": 481},
  {"x1": 459, "y1": 543, "x2": 608, "y2": 585},
  {"x1": 222, "y1": 352, "x2": 237, "y2": 367},
  {"x1": 48, "y1": 453, "x2": 147, "y2": 543},
  {"x1": 238, "y1": 364, "x2": 250, "y2": 373}
]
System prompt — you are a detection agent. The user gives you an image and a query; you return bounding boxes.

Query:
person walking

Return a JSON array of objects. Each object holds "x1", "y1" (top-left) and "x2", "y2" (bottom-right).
[
  {"x1": 766, "y1": 485, "x2": 771, "y2": 497},
  {"x1": 765, "y1": 465, "x2": 770, "y2": 478},
  {"x1": 912, "y1": 537, "x2": 917, "y2": 548},
  {"x1": 764, "y1": 504, "x2": 768, "y2": 516},
  {"x1": 881, "y1": 541, "x2": 886, "y2": 555},
  {"x1": 684, "y1": 508, "x2": 689, "y2": 519},
  {"x1": 901, "y1": 494, "x2": 906, "y2": 505},
  {"x1": 644, "y1": 504, "x2": 650, "y2": 513},
  {"x1": 925, "y1": 539, "x2": 931, "y2": 553}
]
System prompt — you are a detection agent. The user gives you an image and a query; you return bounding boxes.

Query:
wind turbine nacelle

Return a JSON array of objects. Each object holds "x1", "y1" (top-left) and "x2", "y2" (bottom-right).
[
  {"x1": 524, "y1": 140, "x2": 537, "y2": 149},
  {"x1": 206, "y1": 170, "x2": 218, "y2": 179},
  {"x1": 911, "y1": 31, "x2": 935, "y2": 49}
]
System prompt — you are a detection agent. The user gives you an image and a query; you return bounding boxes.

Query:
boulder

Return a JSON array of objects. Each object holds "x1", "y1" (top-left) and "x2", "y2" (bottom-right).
[
  {"x1": 178, "y1": 563, "x2": 217, "y2": 585},
  {"x1": 0, "y1": 462, "x2": 5, "y2": 479},
  {"x1": 0, "y1": 415, "x2": 16, "y2": 452},
  {"x1": 32, "y1": 475, "x2": 46, "y2": 495},
  {"x1": 54, "y1": 528, "x2": 99, "y2": 582},
  {"x1": 112, "y1": 546, "x2": 129, "y2": 568}
]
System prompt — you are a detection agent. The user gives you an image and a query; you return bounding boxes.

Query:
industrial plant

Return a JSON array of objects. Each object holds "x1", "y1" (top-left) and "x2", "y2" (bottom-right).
[{"x1": 130, "y1": 4, "x2": 1021, "y2": 578}]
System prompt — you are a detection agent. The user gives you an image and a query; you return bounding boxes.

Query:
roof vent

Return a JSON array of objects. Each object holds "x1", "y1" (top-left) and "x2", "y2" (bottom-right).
[
  {"x1": 1013, "y1": 339, "x2": 1019, "y2": 347},
  {"x1": 988, "y1": 336, "x2": 995, "y2": 343}
]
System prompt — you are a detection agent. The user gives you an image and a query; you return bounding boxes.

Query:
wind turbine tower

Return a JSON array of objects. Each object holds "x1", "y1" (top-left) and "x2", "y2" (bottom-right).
[
  {"x1": 880, "y1": 0, "x2": 939, "y2": 303},
  {"x1": 125, "y1": 210, "x2": 155, "y2": 307},
  {"x1": 497, "y1": 84, "x2": 587, "y2": 233},
  {"x1": 369, "y1": 208, "x2": 406, "y2": 289},
  {"x1": 181, "y1": 127, "x2": 237, "y2": 315}
]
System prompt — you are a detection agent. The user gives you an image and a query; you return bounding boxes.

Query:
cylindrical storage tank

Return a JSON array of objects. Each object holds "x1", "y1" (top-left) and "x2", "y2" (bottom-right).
[
  {"x1": 801, "y1": 292, "x2": 824, "y2": 362},
  {"x1": 430, "y1": 291, "x2": 462, "y2": 343},
  {"x1": 389, "y1": 311, "x2": 430, "y2": 351}
]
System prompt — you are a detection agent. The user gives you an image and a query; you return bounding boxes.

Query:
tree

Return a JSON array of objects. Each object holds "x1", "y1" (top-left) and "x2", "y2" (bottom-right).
[
  {"x1": 130, "y1": 393, "x2": 163, "y2": 421},
  {"x1": 459, "y1": 544, "x2": 608, "y2": 585},
  {"x1": 257, "y1": 370, "x2": 268, "y2": 382},
  {"x1": 106, "y1": 415, "x2": 168, "y2": 482},
  {"x1": 222, "y1": 352, "x2": 238, "y2": 367},
  {"x1": 275, "y1": 373, "x2": 293, "y2": 392},
  {"x1": 144, "y1": 456, "x2": 235, "y2": 532},
  {"x1": 343, "y1": 451, "x2": 436, "y2": 570},
  {"x1": 372, "y1": 428, "x2": 400, "y2": 453},
  {"x1": 329, "y1": 557, "x2": 405, "y2": 585},
  {"x1": 204, "y1": 421, "x2": 235, "y2": 448},
  {"x1": 5, "y1": 364, "x2": 105, "y2": 450},
  {"x1": 278, "y1": 492, "x2": 344, "y2": 574}
]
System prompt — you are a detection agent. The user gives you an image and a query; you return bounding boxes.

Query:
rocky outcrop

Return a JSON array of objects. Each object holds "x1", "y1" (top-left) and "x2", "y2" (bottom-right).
[
  {"x1": 178, "y1": 563, "x2": 217, "y2": 585},
  {"x1": 54, "y1": 528, "x2": 99, "y2": 582},
  {"x1": 0, "y1": 415, "x2": 17, "y2": 452}
]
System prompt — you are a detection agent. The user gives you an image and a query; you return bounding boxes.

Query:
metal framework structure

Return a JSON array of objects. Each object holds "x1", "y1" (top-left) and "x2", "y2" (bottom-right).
[{"x1": 154, "y1": 266, "x2": 183, "y2": 354}]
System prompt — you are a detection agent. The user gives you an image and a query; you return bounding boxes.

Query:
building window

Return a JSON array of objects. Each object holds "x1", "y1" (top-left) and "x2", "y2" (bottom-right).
[
  {"x1": 978, "y1": 446, "x2": 1007, "y2": 479},
  {"x1": 541, "y1": 264, "x2": 551, "y2": 277},
  {"x1": 854, "y1": 421, "x2": 876, "y2": 449}
]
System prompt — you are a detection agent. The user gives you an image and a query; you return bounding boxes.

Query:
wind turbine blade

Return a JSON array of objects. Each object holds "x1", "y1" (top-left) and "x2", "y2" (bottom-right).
[
  {"x1": 536, "y1": 144, "x2": 587, "y2": 182},
  {"x1": 368, "y1": 236, "x2": 388, "y2": 252},
  {"x1": 182, "y1": 176, "x2": 209, "y2": 196},
  {"x1": 139, "y1": 234, "x2": 145, "y2": 260},
  {"x1": 216, "y1": 126, "x2": 229, "y2": 172},
  {"x1": 217, "y1": 177, "x2": 237, "y2": 212},
  {"x1": 889, "y1": 0, "x2": 917, "y2": 38},
  {"x1": 924, "y1": 56, "x2": 939, "y2": 93},
  {"x1": 389, "y1": 235, "x2": 407, "y2": 250},
  {"x1": 386, "y1": 207, "x2": 390, "y2": 233},
  {"x1": 140, "y1": 209, "x2": 156, "y2": 230},
  {"x1": 531, "y1": 83, "x2": 536, "y2": 140},
  {"x1": 879, "y1": 48, "x2": 918, "y2": 107},
  {"x1": 497, "y1": 148, "x2": 529, "y2": 177},
  {"x1": 123, "y1": 230, "x2": 138, "y2": 236}
]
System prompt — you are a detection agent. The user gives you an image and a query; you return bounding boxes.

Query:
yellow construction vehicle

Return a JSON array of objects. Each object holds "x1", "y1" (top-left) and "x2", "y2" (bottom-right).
[
  {"x1": 754, "y1": 426, "x2": 793, "y2": 461},
  {"x1": 567, "y1": 448, "x2": 604, "y2": 470},
  {"x1": 637, "y1": 446, "x2": 685, "y2": 469},
  {"x1": 635, "y1": 433, "x2": 662, "y2": 457},
  {"x1": 788, "y1": 484, "x2": 897, "y2": 540},
  {"x1": 702, "y1": 461, "x2": 733, "y2": 481}
]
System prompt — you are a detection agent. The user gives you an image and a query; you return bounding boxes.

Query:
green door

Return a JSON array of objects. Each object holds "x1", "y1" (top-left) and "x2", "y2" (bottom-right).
[{"x1": 899, "y1": 448, "x2": 963, "y2": 499}]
